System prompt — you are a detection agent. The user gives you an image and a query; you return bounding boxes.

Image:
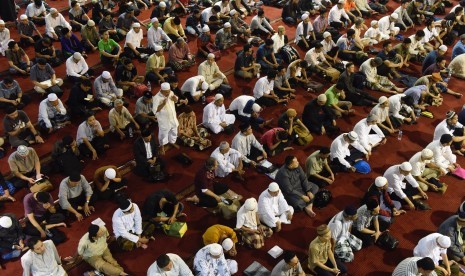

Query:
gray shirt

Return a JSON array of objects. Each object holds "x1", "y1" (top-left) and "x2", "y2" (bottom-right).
[
  {"x1": 94, "y1": 75, "x2": 118, "y2": 100},
  {"x1": 135, "y1": 96, "x2": 152, "y2": 115},
  {"x1": 30, "y1": 63, "x2": 55, "y2": 83},
  {"x1": 58, "y1": 175, "x2": 93, "y2": 210},
  {"x1": 0, "y1": 80, "x2": 22, "y2": 99},
  {"x1": 76, "y1": 120, "x2": 103, "y2": 145},
  {"x1": 271, "y1": 259, "x2": 304, "y2": 276},
  {"x1": 231, "y1": 132, "x2": 264, "y2": 163},
  {"x1": 18, "y1": 21, "x2": 37, "y2": 37}
]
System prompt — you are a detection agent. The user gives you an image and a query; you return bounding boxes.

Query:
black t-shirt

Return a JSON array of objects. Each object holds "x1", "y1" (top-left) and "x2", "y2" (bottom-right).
[
  {"x1": 115, "y1": 65, "x2": 137, "y2": 83},
  {"x1": 34, "y1": 39, "x2": 53, "y2": 56},
  {"x1": 3, "y1": 110, "x2": 30, "y2": 134},
  {"x1": 142, "y1": 190, "x2": 178, "y2": 218}
]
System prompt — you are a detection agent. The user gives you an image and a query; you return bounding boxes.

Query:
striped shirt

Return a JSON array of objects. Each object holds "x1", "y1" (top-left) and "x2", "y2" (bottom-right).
[{"x1": 392, "y1": 257, "x2": 438, "y2": 276}]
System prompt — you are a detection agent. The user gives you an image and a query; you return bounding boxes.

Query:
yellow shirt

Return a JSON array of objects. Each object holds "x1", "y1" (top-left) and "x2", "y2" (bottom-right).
[
  {"x1": 202, "y1": 224, "x2": 239, "y2": 245},
  {"x1": 308, "y1": 237, "x2": 331, "y2": 271},
  {"x1": 163, "y1": 17, "x2": 185, "y2": 37},
  {"x1": 77, "y1": 227, "x2": 109, "y2": 259}
]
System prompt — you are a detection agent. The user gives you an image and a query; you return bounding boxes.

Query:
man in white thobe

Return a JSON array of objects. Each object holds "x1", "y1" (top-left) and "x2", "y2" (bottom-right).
[
  {"x1": 330, "y1": 131, "x2": 368, "y2": 172},
  {"x1": 0, "y1": 20, "x2": 12, "y2": 56},
  {"x1": 426, "y1": 134, "x2": 460, "y2": 174},
  {"x1": 152, "y1": 82, "x2": 179, "y2": 155},
  {"x1": 353, "y1": 114, "x2": 386, "y2": 155},
  {"x1": 180, "y1": 75, "x2": 209, "y2": 102},
  {"x1": 210, "y1": 141, "x2": 244, "y2": 178},
  {"x1": 193, "y1": 243, "x2": 238, "y2": 276},
  {"x1": 45, "y1": 8, "x2": 71, "y2": 40},
  {"x1": 21, "y1": 239, "x2": 66, "y2": 276},
  {"x1": 433, "y1": 111, "x2": 465, "y2": 153},
  {"x1": 413, "y1": 233, "x2": 452, "y2": 275},
  {"x1": 328, "y1": 205, "x2": 362, "y2": 262},
  {"x1": 409, "y1": 148, "x2": 444, "y2": 193},
  {"x1": 231, "y1": 123, "x2": 267, "y2": 166},
  {"x1": 147, "y1": 17, "x2": 172, "y2": 50},
  {"x1": 378, "y1": 13, "x2": 400, "y2": 38},
  {"x1": 257, "y1": 182, "x2": 294, "y2": 232},
  {"x1": 198, "y1": 53, "x2": 228, "y2": 91},
  {"x1": 147, "y1": 253, "x2": 193, "y2": 276},
  {"x1": 202, "y1": 94, "x2": 235, "y2": 134}
]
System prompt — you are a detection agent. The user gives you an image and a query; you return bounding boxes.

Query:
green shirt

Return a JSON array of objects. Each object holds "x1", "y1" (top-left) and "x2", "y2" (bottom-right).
[
  {"x1": 324, "y1": 85, "x2": 340, "y2": 106},
  {"x1": 98, "y1": 39, "x2": 119, "y2": 57}
]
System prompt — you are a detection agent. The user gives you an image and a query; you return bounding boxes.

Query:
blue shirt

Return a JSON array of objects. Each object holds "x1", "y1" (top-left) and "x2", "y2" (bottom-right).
[
  {"x1": 452, "y1": 41, "x2": 465, "y2": 60},
  {"x1": 256, "y1": 44, "x2": 273, "y2": 63},
  {"x1": 422, "y1": 50, "x2": 438, "y2": 74}
]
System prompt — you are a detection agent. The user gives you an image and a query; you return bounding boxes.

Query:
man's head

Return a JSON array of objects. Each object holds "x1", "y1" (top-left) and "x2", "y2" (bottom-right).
[
  {"x1": 416, "y1": 257, "x2": 436, "y2": 275},
  {"x1": 36, "y1": 191, "x2": 52, "y2": 208},
  {"x1": 267, "y1": 70, "x2": 277, "y2": 81},
  {"x1": 151, "y1": 17, "x2": 159, "y2": 28},
  {"x1": 132, "y1": 23, "x2": 141, "y2": 33},
  {"x1": 205, "y1": 157, "x2": 218, "y2": 171},
  {"x1": 440, "y1": 134, "x2": 453, "y2": 146},
  {"x1": 317, "y1": 94, "x2": 327, "y2": 106},
  {"x1": 156, "y1": 254, "x2": 173, "y2": 271},
  {"x1": 345, "y1": 62, "x2": 355, "y2": 73},
  {"x1": 19, "y1": 14, "x2": 29, "y2": 24},
  {"x1": 0, "y1": 216, "x2": 12, "y2": 229},
  {"x1": 446, "y1": 110, "x2": 458, "y2": 125},
  {"x1": 285, "y1": 155, "x2": 299, "y2": 169},
  {"x1": 402, "y1": 37, "x2": 411, "y2": 48},
  {"x1": 277, "y1": 130, "x2": 289, "y2": 142},
  {"x1": 282, "y1": 250, "x2": 299, "y2": 267},
  {"x1": 436, "y1": 235, "x2": 451, "y2": 249},
  {"x1": 239, "y1": 123, "x2": 253, "y2": 136},
  {"x1": 47, "y1": 93, "x2": 59, "y2": 106},
  {"x1": 160, "y1": 82, "x2": 171, "y2": 97},
  {"x1": 318, "y1": 147, "x2": 330, "y2": 159},
  {"x1": 438, "y1": 45, "x2": 448, "y2": 55},
  {"x1": 277, "y1": 25, "x2": 285, "y2": 35},
  {"x1": 257, "y1": 9, "x2": 265, "y2": 18},
  {"x1": 343, "y1": 205, "x2": 358, "y2": 221},
  {"x1": 114, "y1": 99, "x2": 124, "y2": 112},
  {"x1": 457, "y1": 212, "x2": 465, "y2": 227},
  {"x1": 5, "y1": 105, "x2": 18, "y2": 120},
  {"x1": 50, "y1": 8, "x2": 59, "y2": 18},
  {"x1": 415, "y1": 30, "x2": 425, "y2": 40},
  {"x1": 8, "y1": 41, "x2": 19, "y2": 51},
  {"x1": 214, "y1": 93, "x2": 224, "y2": 106},
  {"x1": 347, "y1": 29, "x2": 356, "y2": 38},
  {"x1": 375, "y1": 176, "x2": 388, "y2": 190},
  {"x1": 344, "y1": 131, "x2": 358, "y2": 143},
  {"x1": 370, "y1": 20, "x2": 378, "y2": 29},
  {"x1": 67, "y1": 172, "x2": 82, "y2": 187},
  {"x1": 27, "y1": 237, "x2": 46, "y2": 255},
  {"x1": 371, "y1": 57, "x2": 383, "y2": 67},
  {"x1": 101, "y1": 71, "x2": 112, "y2": 83},
  {"x1": 366, "y1": 113, "x2": 378, "y2": 125},
  {"x1": 159, "y1": 1, "x2": 167, "y2": 10},
  {"x1": 123, "y1": 58, "x2": 134, "y2": 70},
  {"x1": 219, "y1": 141, "x2": 230, "y2": 154},
  {"x1": 366, "y1": 198, "x2": 380, "y2": 215},
  {"x1": 209, "y1": 243, "x2": 223, "y2": 259},
  {"x1": 390, "y1": 13, "x2": 399, "y2": 22},
  {"x1": 267, "y1": 182, "x2": 280, "y2": 196},
  {"x1": 337, "y1": 0, "x2": 345, "y2": 8},
  {"x1": 301, "y1": 13, "x2": 309, "y2": 23},
  {"x1": 316, "y1": 224, "x2": 332, "y2": 241},
  {"x1": 207, "y1": 53, "x2": 215, "y2": 64},
  {"x1": 379, "y1": 96, "x2": 389, "y2": 108},
  {"x1": 119, "y1": 198, "x2": 134, "y2": 214},
  {"x1": 223, "y1": 22, "x2": 231, "y2": 32},
  {"x1": 141, "y1": 129, "x2": 152, "y2": 142},
  {"x1": 399, "y1": 162, "x2": 412, "y2": 176},
  {"x1": 435, "y1": 56, "x2": 446, "y2": 69},
  {"x1": 382, "y1": 40, "x2": 392, "y2": 52},
  {"x1": 85, "y1": 111, "x2": 97, "y2": 126},
  {"x1": 335, "y1": 82, "x2": 345, "y2": 93},
  {"x1": 61, "y1": 27, "x2": 71, "y2": 38},
  {"x1": 286, "y1": 108, "x2": 297, "y2": 120},
  {"x1": 265, "y1": 38, "x2": 274, "y2": 49}
]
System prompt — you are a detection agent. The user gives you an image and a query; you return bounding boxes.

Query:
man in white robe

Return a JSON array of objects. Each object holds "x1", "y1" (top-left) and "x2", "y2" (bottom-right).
[
  {"x1": 193, "y1": 243, "x2": 238, "y2": 275},
  {"x1": 353, "y1": 114, "x2": 386, "y2": 155},
  {"x1": 152, "y1": 82, "x2": 179, "y2": 155},
  {"x1": 202, "y1": 94, "x2": 235, "y2": 134},
  {"x1": 258, "y1": 182, "x2": 294, "y2": 232},
  {"x1": 147, "y1": 253, "x2": 193, "y2": 276},
  {"x1": 210, "y1": 141, "x2": 244, "y2": 178}
]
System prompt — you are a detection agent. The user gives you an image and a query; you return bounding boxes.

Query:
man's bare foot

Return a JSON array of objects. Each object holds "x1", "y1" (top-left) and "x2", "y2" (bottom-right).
[
  {"x1": 186, "y1": 195, "x2": 199, "y2": 204},
  {"x1": 304, "y1": 207, "x2": 316, "y2": 218}
]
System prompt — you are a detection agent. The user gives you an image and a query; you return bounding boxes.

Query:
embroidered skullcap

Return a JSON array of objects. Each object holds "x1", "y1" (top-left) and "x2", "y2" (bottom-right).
[
  {"x1": 219, "y1": 141, "x2": 229, "y2": 150},
  {"x1": 214, "y1": 93, "x2": 223, "y2": 101},
  {"x1": 73, "y1": 52, "x2": 82, "y2": 60},
  {"x1": 116, "y1": 88, "x2": 123, "y2": 97},
  {"x1": 159, "y1": 1, "x2": 166, "y2": 7},
  {"x1": 252, "y1": 103, "x2": 261, "y2": 113},
  {"x1": 207, "y1": 53, "x2": 215, "y2": 59},
  {"x1": 390, "y1": 13, "x2": 398, "y2": 19},
  {"x1": 439, "y1": 45, "x2": 448, "y2": 51},
  {"x1": 20, "y1": 14, "x2": 28, "y2": 20},
  {"x1": 375, "y1": 176, "x2": 388, "y2": 187},
  {"x1": 105, "y1": 168, "x2": 116, "y2": 180},
  {"x1": 161, "y1": 82, "x2": 170, "y2": 90},
  {"x1": 323, "y1": 32, "x2": 331, "y2": 38},
  {"x1": 244, "y1": 198, "x2": 257, "y2": 211},
  {"x1": 47, "y1": 93, "x2": 58, "y2": 101},
  {"x1": 378, "y1": 96, "x2": 388, "y2": 104},
  {"x1": 201, "y1": 82, "x2": 209, "y2": 91},
  {"x1": 400, "y1": 162, "x2": 412, "y2": 171},
  {"x1": 87, "y1": 20, "x2": 95, "y2": 27},
  {"x1": 222, "y1": 238, "x2": 234, "y2": 250},
  {"x1": 209, "y1": 243, "x2": 223, "y2": 256},
  {"x1": 132, "y1": 22, "x2": 141, "y2": 28},
  {"x1": 347, "y1": 131, "x2": 358, "y2": 141},
  {"x1": 268, "y1": 182, "x2": 279, "y2": 192},
  {"x1": 50, "y1": 8, "x2": 58, "y2": 14},
  {"x1": 437, "y1": 235, "x2": 451, "y2": 248},
  {"x1": 0, "y1": 217, "x2": 12, "y2": 228},
  {"x1": 17, "y1": 145, "x2": 29, "y2": 156},
  {"x1": 317, "y1": 94, "x2": 327, "y2": 101},
  {"x1": 446, "y1": 110, "x2": 456, "y2": 120},
  {"x1": 421, "y1": 149, "x2": 433, "y2": 159},
  {"x1": 230, "y1": 10, "x2": 237, "y2": 16},
  {"x1": 338, "y1": 0, "x2": 345, "y2": 4},
  {"x1": 366, "y1": 113, "x2": 378, "y2": 123}
]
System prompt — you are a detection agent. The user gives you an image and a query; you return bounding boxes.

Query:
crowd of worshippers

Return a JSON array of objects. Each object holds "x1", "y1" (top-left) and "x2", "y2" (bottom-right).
[{"x1": 2, "y1": 0, "x2": 465, "y2": 275}]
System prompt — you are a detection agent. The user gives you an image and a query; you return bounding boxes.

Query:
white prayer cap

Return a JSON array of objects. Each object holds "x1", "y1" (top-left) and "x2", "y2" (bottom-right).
[
  {"x1": 390, "y1": 13, "x2": 399, "y2": 19},
  {"x1": 73, "y1": 52, "x2": 82, "y2": 60},
  {"x1": 318, "y1": 94, "x2": 327, "y2": 102},
  {"x1": 202, "y1": 25, "x2": 210, "y2": 32},
  {"x1": 268, "y1": 182, "x2": 279, "y2": 192},
  {"x1": 201, "y1": 82, "x2": 209, "y2": 91},
  {"x1": 116, "y1": 88, "x2": 124, "y2": 97},
  {"x1": 207, "y1": 53, "x2": 215, "y2": 59},
  {"x1": 20, "y1": 14, "x2": 28, "y2": 20},
  {"x1": 222, "y1": 238, "x2": 234, "y2": 250},
  {"x1": 214, "y1": 94, "x2": 223, "y2": 101},
  {"x1": 400, "y1": 162, "x2": 412, "y2": 171},
  {"x1": 87, "y1": 20, "x2": 95, "y2": 27},
  {"x1": 252, "y1": 103, "x2": 261, "y2": 113},
  {"x1": 219, "y1": 141, "x2": 229, "y2": 150},
  {"x1": 323, "y1": 32, "x2": 331, "y2": 38},
  {"x1": 50, "y1": 8, "x2": 58, "y2": 14},
  {"x1": 375, "y1": 176, "x2": 388, "y2": 187},
  {"x1": 230, "y1": 10, "x2": 237, "y2": 16},
  {"x1": 132, "y1": 22, "x2": 141, "y2": 28},
  {"x1": 48, "y1": 93, "x2": 58, "y2": 101},
  {"x1": 154, "y1": 45, "x2": 163, "y2": 51},
  {"x1": 17, "y1": 145, "x2": 29, "y2": 156},
  {"x1": 0, "y1": 20, "x2": 4, "y2": 25},
  {"x1": 421, "y1": 148, "x2": 434, "y2": 159},
  {"x1": 159, "y1": 1, "x2": 166, "y2": 7},
  {"x1": 347, "y1": 131, "x2": 358, "y2": 141},
  {"x1": 366, "y1": 113, "x2": 378, "y2": 123},
  {"x1": 338, "y1": 0, "x2": 344, "y2": 4},
  {"x1": 105, "y1": 168, "x2": 116, "y2": 180},
  {"x1": 378, "y1": 96, "x2": 388, "y2": 104},
  {"x1": 371, "y1": 20, "x2": 378, "y2": 27},
  {"x1": 224, "y1": 22, "x2": 231, "y2": 28},
  {"x1": 244, "y1": 198, "x2": 257, "y2": 211},
  {"x1": 439, "y1": 45, "x2": 448, "y2": 52},
  {"x1": 0, "y1": 216, "x2": 12, "y2": 228},
  {"x1": 301, "y1": 14, "x2": 309, "y2": 20},
  {"x1": 209, "y1": 243, "x2": 223, "y2": 256},
  {"x1": 151, "y1": 17, "x2": 159, "y2": 23},
  {"x1": 161, "y1": 82, "x2": 170, "y2": 90},
  {"x1": 102, "y1": 71, "x2": 111, "y2": 79},
  {"x1": 437, "y1": 235, "x2": 451, "y2": 248}
]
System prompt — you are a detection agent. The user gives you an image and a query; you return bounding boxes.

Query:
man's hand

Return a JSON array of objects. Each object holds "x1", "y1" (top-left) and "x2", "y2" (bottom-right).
[
  {"x1": 119, "y1": 132, "x2": 126, "y2": 140},
  {"x1": 35, "y1": 135, "x2": 44, "y2": 143},
  {"x1": 350, "y1": 166, "x2": 356, "y2": 172},
  {"x1": 75, "y1": 212, "x2": 84, "y2": 221},
  {"x1": 91, "y1": 150, "x2": 98, "y2": 160},
  {"x1": 84, "y1": 204, "x2": 93, "y2": 216},
  {"x1": 302, "y1": 195, "x2": 310, "y2": 202},
  {"x1": 27, "y1": 178, "x2": 35, "y2": 185},
  {"x1": 40, "y1": 230, "x2": 47, "y2": 239},
  {"x1": 167, "y1": 216, "x2": 176, "y2": 225},
  {"x1": 139, "y1": 237, "x2": 149, "y2": 244},
  {"x1": 325, "y1": 178, "x2": 334, "y2": 185},
  {"x1": 331, "y1": 268, "x2": 341, "y2": 274},
  {"x1": 275, "y1": 221, "x2": 282, "y2": 232},
  {"x1": 372, "y1": 231, "x2": 381, "y2": 241}
]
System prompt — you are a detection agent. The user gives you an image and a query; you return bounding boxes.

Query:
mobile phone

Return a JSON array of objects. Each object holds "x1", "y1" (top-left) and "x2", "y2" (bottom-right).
[{"x1": 34, "y1": 178, "x2": 43, "y2": 183}]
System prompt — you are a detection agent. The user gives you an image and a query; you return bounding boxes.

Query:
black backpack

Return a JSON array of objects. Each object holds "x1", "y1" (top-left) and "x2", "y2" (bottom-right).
[
  {"x1": 376, "y1": 232, "x2": 399, "y2": 250},
  {"x1": 313, "y1": 189, "x2": 332, "y2": 209}
]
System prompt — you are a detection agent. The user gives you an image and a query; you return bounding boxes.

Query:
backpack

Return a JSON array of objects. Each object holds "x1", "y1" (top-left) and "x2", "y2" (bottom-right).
[
  {"x1": 279, "y1": 45, "x2": 299, "y2": 64},
  {"x1": 313, "y1": 189, "x2": 332, "y2": 209},
  {"x1": 376, "y1": 232, "x2": 399, "y2": 250}
]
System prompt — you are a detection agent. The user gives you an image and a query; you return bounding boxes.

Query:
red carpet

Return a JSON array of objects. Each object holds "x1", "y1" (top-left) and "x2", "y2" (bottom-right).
[{"x1": 2, "y1": 1, "x2": 465, "y2": 276}]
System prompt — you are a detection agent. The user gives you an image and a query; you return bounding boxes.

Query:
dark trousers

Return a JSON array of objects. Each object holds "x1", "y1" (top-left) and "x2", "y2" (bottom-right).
[
  {"x1": 68, "y1": 191, "x2": 97, "y2": 210},
  {"x1": 330, "y1": 148, "x2": 365, "y2": 173},
  {"x1": 197, "y1": 182, "x2": 229, "y2": 208},
  {"x1": 78, "y1": 136, "x2": 108, "y2": 158},
  {"x1": 389, "y1": 184, "x2": 421, "y2": 204},
  {"x1": 308, "y1": 168, "x2": 332, "y2": 188},
  {"x1": 134, "y1": 112, "x2": 155, "y2": 130},
  {"x1": 0, "y1": 94, "x2": 31, "y2": 110},
  {"x1": 97, "y1": 178, "x2": 128, "y2": 200},
  {"x1": 345, "y1": 90, "x2": 377, "y2": 106},
  {"x1": 453, "y1": 128, "x2": 464, "y2": 150},
  {"x1": 101, "y1": 47, "x2": 121, "y2": 64},
  {"x1": 255, "y1": 96, "x2": 277, "y2": 107},
  {"x1": 352, "y1": 220, "x2": 390, "y2": 247},
  {"x1": 19, "y1": 35, "x2": 41, "y2": 47},
  {"x1": 123, "y1": 46, "x2": 153, "y2": 59},
  {"x1": 24, "y1": 213, "x2": 66, "y2": 237},
  {"x1": 314, "y1": 259, "x2": 348, "y2": 276},
  {"x1": 146, "y1": 68, "x2": 174, "y2": 83}
]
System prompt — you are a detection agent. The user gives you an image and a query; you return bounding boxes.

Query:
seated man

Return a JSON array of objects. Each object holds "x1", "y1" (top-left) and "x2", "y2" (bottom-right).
[
  {"x1": 353, "y1": 114, "x2": 386, "y2": 155},
  {"x1": 186, "y1": 9, "x2": 203, "y2": 37},
  {"x1": 112, "y1": 198, "x2": 155, "y2": 251},
  {"x1": 308, "y1": 224, "x2": 348, "y2": 275},
  {"x1": 274, "y1": 66, "x2": 296, "y2": 99},
  {"x1": 360, "y1": 57, "x2": 403, "y2": 94},
  {"x1": 275, "y1": 155, "x2": 319, "y2": 217},
  {"x1": 26, "y1": 0, "x2": 47, "y2": 26},
  {"x1": 65, "y1": 52, "x2": 92, "y2": 83},
  {"x1": 388, "y1": 94, "x2": 416, "y2": 126},
  {"x1": 163, "y1": 16, "x2": 187, "y2": 41},
  {"x1": 236, "y1": 198, "x2": 273, "y2": 249},
  {"x1": 229, "y1": 10, "x2": 251, "y2": 41},
  {"x1": 0, "y1": 77, "x2": 30, "y2": 110},
  {"x1": 414, "y1": 233, "x2": 456, "y2": 276},
  {"x1": 124, "y1": 23, "x2": 151, "y2": 60},
  {"x1": 250, "y1": 9, "x2": 274, "y2": 36},
  {"x1": 116, "y1": 7, "x2": 143, "y2": 35},
  {"x1": 256, "y1": 39, "x2": 281, "y2": 73},
  {"x1": 177, "y1": 106, "x2": 212, "y2": 150},
  {"x1": 98, "y1": 30, "x2": 121, "y2": 65},
  {"x1": 324, "y1": 83, "x2": 354, "y2": 118},
  {"x1": 393, "y1": 257, "x2": 436, "y2": 276},
  {"x1": 203, "y1": 225, "x2": 238, "y2": 257},
  {"x1": 258, "y1": 182, "x2": 294, "y2": 232},
  {"x1": 38, "y1": 93, "x2": 70, "y2": 134},
  {"x1": 253, "y1": 71, "x2": 287, "y2": 107},
  {"x1": 452, "y1": 34, "x2": 465, "y2": 59},
  {"x1": 147, "y1": 253, "x2": 193, "y2": 275},
  {"x1": 135, "y1": 91, "x2": 156, "y2": 130},
  {"x1": 210, "y1": 141, "x2": 244, "y2": 179},
  {"x1": 272, "y1": 250, "x2": 306, "y2": 276},
  {"x1": 94, "y1": 71, "x2": 120, "y2": 107},
  {"x1": 229, "y1": 95, "x2": 268, "y2": 130},
  {"x1": 426, "y1": 134, "x2": 460, "y2": 175},
  {"x1": 146, "y1": 45, "x2": 173, "y2": 85},
  {"x1": 329, "y1": 0, "x2": 351, "y2": 29},
  {"x1": 18, "y1": 14, "x2": 42, "y2": 48},
  {"x1": 202, "y1": 94, "x2": 235, "y2": 134},
  {"x1": 109, "y1": 99, "x2": 140, "y2": 140},
  {"x1": 66, "y1": 79, "x2": 101, "y2": 119},
  {"x1": 260, "y1": 127, "x2": 293, "y2": 157},
  {"x1": 58, "y1": 172, "x2": 96, "y2": 222},
  {"x1": 234, "y1": 44, "x2": 261, "y2": 79},
  {"x1": 376, "y1": 40, "x2": 403, "y2": 78},
  {"x1": 21, "y1": 238, "x2": 66, "y2": 275},
  {"x1": 180, "y1": 75, "x2": 209, "y2": 102},
  {"x1": 352, "y1": 199, "x2": 389, "y2": 247},
  {"x1": 147, "y1": 17, "x2": 172, "y2": 51},
  {"x1": 93, "y1": 166, "x2": 127, "y2": 200},
  {"x1": 4, "y1": 106, "x2": 43, "y2": 147},
  {"x1": 133, "y1": 130, "x2": 164, "y2": 180},
  {"x1": 45, "y1": 8, "x2": 72, "y2": 40},
  {"x1": 362, "y1": 176, "x2": 404, "y2": 223},
  {"x1": 378, "y1": 13, "x2": 400, "y2": 39},
  {"x1": 286, "y1": 59, "x2": 310, "y2": 88},
  {"x1": 198, "y1": 54, "x2": 229, "y2": 92},
  {"x1": 69, "y1": 1, "x2": 89, "y2": 32},
  {"x1": 328, "y1": 206, "x2": 362, "y2": 262},
  {"x1": 384, "y1": 162, "x2": 429, "y2": 210},
  {"x1": 0, "y1": 214, "x2": 25, "y2": 260},
  {"x1": 321, "y1": 31, "x2": 340, "y2": 63},
  {"x1": 99, "y1": 10, "x2": 121, "y2": 41},
  {"x1": 438, "y1": 212, "x2": 465, "y2": 264},
  {"x1": 232, "y1": 123, "x2": 267, "y2": 166},
  {"x1": 330, "y1": 131, "x2": 368, "y2": 173},
  {"x1": 305, "y1": 147, "x2": 335, "y2": 188},
  {"x1": 215, "y1": 23, "x2": 235, "y2": 50},
  {"x1": 364, "y1": 20, "x2": 387, "y2": 46},
  {"x1": 302, "y1": 94, "x2": 338, "y2": 136},
  {"x1": 34, "y1": 37, "x2": 62, "y2": 67},
  {"x1": 193, "y1": 244, "x2": 238, "y2": 275},
  {"x1": 81, "y1": 20, "x2": 100, "y2": 52},
  {"x1": 142, "y1": 189, "x2": 185, "y2": 226},
  {"x1": 370, "y1": 96, "x2": 397, "y2": 135},
  {"x1": 6, "y1": 41, "x2": 31, "y2": 75},
  {"x1": 168, "y1": 37, "x2": 195, "y2": 71},
  {"x1": 433, "y1": 111, "x2": 465, "y2": 155},
  {"x1": 338, "y1": 62, "x2": 378, "y2": 107},
  {"x1": 295, "y1": 14, "x2": 315, "y2": 50},
  {"x1": 23, "y1": 191, "x2": 66, "y2": 238},
  {"x1": 76, "y1": 112, "x2": 108, "y2": 160},
  {"x1": 30, "y1": 58, "x2": 64, "y2": 96},
  {"x1": 201, "y1": 6, "x2": 223, "y2": 32},
  {"x1": 60, "y1": 28, "x2": 86, "y2": 59},
  {"x1": 409, "y1": 148, "x2": 445, "y2": 193}
]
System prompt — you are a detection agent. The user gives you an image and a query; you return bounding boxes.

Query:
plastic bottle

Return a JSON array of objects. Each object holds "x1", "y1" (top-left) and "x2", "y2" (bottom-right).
[
  {"x1": 147, "y1": 81, "x2": 152, "y2": 92},
  {"x1": 397, "y1": 130, "x2": 403, "y2": 141},
  {"x1": 129, "y1": 127, "x2": 134, "y2": 138}
]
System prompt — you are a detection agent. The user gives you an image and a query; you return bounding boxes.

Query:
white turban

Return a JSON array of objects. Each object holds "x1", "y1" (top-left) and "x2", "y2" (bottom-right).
[
  {"x1": 201, "y1": 82, "x2": 209, "y2": 91},
  {"x1": 244, "y1": 198, "x2": 257, "y2": 211},
  {"x1": 0, "y1": 216, "x2": 12, "y2": 228},
  {"x1": 222, "y1": 238, "x2": 234, "y2": 250},
  {"x1": 375, "y1": 176, "x2": 388, "y2": 187},
  {"x1": 209, "y1": 243, "x2": 223, "y2": 256},
  {"x1": 400, "y1": 162, "x2": 412, "y2": 171},
  {"x1": 161, "y1": 82, "x2": 170, "y2": 90},
  {"x1": 252, "y1": 103, "x2": 261, "y2": 113},
  {"x1": 47, "y1": 93, "x2": 58, "y2": 101},
  {"x1": 268, "y1": 182, "x2": 279, "y2": 192},
  {"x1": 105, "y1": 168, "x2": 116, "y2": 180}
]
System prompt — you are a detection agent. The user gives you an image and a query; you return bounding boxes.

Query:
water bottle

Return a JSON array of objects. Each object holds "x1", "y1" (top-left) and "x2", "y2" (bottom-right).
[
  {"x1": 147, "y1": 81, "x2": 152, "y2": 92},
  {"x1": 201, "y1": 95, "x2": 206, "y2": 104},
  {"x1": 128, "y1": 127, "x2": 133, "y2": 138},
  {"x1": 397, "y1": 130, "x2": 403, "y2": 141}
]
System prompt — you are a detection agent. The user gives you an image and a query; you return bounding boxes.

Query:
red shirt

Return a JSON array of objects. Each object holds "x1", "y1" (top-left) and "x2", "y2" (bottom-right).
[{"x1": 260, "y1": 127, "x2": 284, "y2": 149}]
